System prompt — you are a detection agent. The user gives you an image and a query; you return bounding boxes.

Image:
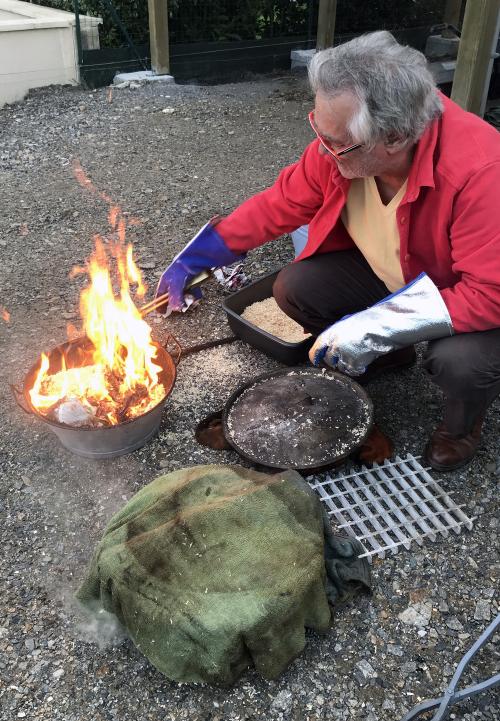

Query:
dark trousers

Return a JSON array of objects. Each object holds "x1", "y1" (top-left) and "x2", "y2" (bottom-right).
[{"x1": 273, "y1": 250, "x2": 500, "y2": 435}]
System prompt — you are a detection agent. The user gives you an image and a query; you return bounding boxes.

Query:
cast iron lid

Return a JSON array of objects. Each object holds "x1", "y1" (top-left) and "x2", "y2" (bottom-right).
[{"x1": 223, "y1": 367, "x2": 373, "y2": 470}]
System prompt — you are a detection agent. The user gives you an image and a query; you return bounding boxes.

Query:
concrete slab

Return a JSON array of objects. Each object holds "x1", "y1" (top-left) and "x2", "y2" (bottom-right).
[
  {"x1": 290, "y1": 48, "x2": 315, "y2": 70},
  {"x1": 429, "y1": 59, "x2": 456, "y2": 85},
  {"x1": 113, "y1": 70, "x2": 175, "y2": 86},
  {"x1": 425, "y1": 34, "x2": 460, "y2": 61}
]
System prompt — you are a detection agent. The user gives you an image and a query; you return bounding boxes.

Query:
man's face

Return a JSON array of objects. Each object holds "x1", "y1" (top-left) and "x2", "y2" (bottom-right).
[{"x1": 313, "y1": 91, "x2": 390, "y2": 179}]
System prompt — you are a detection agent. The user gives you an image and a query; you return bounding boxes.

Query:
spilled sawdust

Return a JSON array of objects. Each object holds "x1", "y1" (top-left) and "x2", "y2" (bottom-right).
[{"x1": 169, "y1": 343, "x2": 269, "y2": 415}]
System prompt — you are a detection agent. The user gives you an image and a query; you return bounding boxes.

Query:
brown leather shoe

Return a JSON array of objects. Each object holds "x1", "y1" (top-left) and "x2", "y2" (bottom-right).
[
  {"x1": 355, "y1": 345, "x2": 417, "y2": 385},
  {"x1": 424, "y1": 415, "x2": 484, "y2": 472}
]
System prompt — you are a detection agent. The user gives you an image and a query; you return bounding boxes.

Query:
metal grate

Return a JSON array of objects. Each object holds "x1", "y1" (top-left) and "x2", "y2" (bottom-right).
[{"x1": 309, "y1": 454, "x2": 474, "y2": 561}]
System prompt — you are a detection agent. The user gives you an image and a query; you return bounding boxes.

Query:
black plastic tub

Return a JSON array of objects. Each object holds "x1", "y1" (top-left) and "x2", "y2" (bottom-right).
[{"x1": 222, "y1": 269, "x2": 313, "y2": 366}]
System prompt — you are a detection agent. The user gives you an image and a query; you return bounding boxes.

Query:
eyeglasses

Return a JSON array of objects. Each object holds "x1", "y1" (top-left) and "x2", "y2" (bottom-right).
[{"x1": 308, "y1": 111, "x2": 363, "y2": 159}]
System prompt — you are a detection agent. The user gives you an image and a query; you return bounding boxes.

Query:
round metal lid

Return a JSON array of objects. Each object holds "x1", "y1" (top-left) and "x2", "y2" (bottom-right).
[{"x1": 223, "y1": 367, "x2": 373, "y2": 471}]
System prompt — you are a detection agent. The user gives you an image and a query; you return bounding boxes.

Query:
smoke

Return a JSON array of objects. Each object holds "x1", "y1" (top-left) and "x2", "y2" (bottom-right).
[
  {"x1": 24, "y1": 449, "x2": 143, "y2": 649},
  {"x1": 72, "y1": 599, "x2": 127, "y2": 649}
]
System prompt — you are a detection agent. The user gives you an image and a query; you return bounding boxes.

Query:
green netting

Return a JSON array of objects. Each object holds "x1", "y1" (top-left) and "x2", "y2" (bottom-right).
[{"x1": 77, "y1": 464, "x2": 370, "y2": 685}]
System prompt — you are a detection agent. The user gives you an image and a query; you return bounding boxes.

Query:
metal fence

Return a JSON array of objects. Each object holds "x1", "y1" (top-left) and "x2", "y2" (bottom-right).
[
  {"x1": 335, "y1": 0, "x2": 448, "y2": 39},
  {"x1": 70, "y1": 0, "x2": 451, "y2": 87},
  {"x1": 74, "y1": 0, "x2": 150, "y2": 88},
  {"x1": 169, "y1": 0, "x2": 318, "y2": 43},
  {"x1": 167, "y1": 0, "x2": 450, "y2": 83},
  {"x1": 168, "y1": 0, "x2": 319, "y2": 83}
]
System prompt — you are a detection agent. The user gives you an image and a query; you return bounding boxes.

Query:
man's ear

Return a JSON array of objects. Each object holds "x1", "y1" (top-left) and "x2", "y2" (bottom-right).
[{"x1": 384, "y1": 135, "x2": 408, "y2": 154}]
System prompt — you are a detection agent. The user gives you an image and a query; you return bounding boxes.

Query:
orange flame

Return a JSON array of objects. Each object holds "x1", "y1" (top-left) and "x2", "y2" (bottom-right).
[
  {"x1": 72, "y1": 158, "x2": 113, "y2": 205},
  {"x1": 0, "y1": 306, "x2": 10, "y2": 323},
  {"x1": 29, "y1": 163, "x2": 164, "y2": 426},
  {"x1": 29, "y1": 237, "x2": 164, "y2": 425}
]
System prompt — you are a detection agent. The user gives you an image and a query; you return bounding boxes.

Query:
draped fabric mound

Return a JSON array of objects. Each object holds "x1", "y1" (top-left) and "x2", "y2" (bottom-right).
[{"x1": 77, "y1": 464, "x2": 370, "y2": 685}]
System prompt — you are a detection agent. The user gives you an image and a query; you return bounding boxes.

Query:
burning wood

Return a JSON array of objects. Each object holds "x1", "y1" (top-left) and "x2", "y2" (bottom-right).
[
  {"x1": 39, "y1": 361, "x2": 165, "y2": 427},
  {"x1": 28, "y1": 170, "x2": 166, "y2": 427}
]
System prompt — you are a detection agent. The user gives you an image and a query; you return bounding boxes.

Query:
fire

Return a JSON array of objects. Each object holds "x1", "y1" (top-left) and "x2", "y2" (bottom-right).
[
  {"x1": 0, "y1": 305, "x2": 10, "y2": 323},
  {"x1": 29, "y1": 207, "x2": 165, "y2": 426}
]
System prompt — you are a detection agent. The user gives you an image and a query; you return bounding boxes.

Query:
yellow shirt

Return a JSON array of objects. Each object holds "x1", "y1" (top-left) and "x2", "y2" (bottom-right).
[{"x1": 341, "y1": 176, "x2": 407, "y2": 292}]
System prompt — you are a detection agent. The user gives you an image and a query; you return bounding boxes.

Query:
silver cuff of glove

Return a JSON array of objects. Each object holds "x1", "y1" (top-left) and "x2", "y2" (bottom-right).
[{"x1": 339, "y1": 274, "x2": 454, "y2": 375}]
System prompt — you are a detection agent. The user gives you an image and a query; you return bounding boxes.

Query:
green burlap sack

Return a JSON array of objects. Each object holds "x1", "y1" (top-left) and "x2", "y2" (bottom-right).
[{"x1": 77, "y1": 464, "x2": 370, "y2": 685}]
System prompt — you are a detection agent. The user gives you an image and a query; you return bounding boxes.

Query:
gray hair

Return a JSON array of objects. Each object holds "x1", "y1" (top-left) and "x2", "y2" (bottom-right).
[{"x1": 309, "y1": 31, "x2": 442, "y2": 147}]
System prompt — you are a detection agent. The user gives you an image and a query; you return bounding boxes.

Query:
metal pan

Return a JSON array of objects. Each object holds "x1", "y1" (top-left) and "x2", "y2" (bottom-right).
[{"x1": 222, "y1": 367, "x2": 373, "y2": 471}]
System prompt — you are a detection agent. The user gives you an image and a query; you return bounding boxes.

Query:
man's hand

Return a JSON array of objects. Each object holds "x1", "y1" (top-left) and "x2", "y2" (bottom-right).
[
  {"x1": 156, "y1": 221, "x2": 245, "y2": 314},
  {"x1": 309, "y1": 273, "x2": 454, "y2": 375},
  {"x1": 309, "y1": 316, "x2": 392, "y2": 375}
]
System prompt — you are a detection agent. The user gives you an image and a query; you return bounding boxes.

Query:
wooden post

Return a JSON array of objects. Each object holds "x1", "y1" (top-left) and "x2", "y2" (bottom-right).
[
  {"x1": 148, "y1": 0, "x2": 170, "y2": 75},
  {"x1": 443, "y1": 0, "x2": 463, "y2": 36},
  {"x1": 451, "y1": 0, "x2": 500, "y2": 116},
  {"x1": 316, "y1": 0, "x2": 337, "y2": 51}
]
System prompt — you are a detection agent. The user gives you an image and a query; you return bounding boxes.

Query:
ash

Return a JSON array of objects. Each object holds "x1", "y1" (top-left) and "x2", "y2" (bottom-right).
[
  {"x1": 52, "y1": 398, "x2": 98, "y2": 427},
  {"x1": 1, "y1": 76, "x2": 499, "y2": 721}
]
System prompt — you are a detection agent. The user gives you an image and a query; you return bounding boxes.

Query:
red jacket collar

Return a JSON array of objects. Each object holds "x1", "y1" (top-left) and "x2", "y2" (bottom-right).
[{"x1": 406, "y1": 112, "x2": 440, "y2": 200}]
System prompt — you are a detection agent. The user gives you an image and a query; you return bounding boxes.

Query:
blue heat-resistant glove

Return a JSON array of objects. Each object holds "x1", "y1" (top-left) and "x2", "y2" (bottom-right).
[
  {"x1": 309, "y1": 273, "x2": 454, "y2": 376},
  {"x1": 155, "y1": 221, "x2": 246, "y2": 314}
]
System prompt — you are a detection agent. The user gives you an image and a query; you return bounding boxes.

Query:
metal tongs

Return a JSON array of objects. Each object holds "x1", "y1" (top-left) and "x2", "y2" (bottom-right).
[{"x1": 139, "y1": 270, "x2": 212, "y2": 317}]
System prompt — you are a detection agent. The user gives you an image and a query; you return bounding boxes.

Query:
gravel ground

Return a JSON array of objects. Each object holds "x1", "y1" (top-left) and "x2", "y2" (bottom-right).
[{"x1": 0, "y1": 74, "x2": 499, "y2": 721}]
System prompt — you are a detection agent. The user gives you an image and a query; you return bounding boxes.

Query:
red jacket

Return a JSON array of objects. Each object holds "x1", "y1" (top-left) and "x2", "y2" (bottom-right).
[{"x1": 217, "y1": 95, "x2": 500, "y2": 333}]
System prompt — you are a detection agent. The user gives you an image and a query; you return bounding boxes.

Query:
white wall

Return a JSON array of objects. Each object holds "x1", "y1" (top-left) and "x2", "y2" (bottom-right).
[
  {"x1": 0, "y1": 1, "x2": 101, "y2": 107},
  {"x1": 0, "y1": 24, "x2": 78, "y2": 106}
]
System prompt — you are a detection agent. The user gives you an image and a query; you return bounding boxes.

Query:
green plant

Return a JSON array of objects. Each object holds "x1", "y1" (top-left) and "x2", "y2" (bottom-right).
[{"x1": 35, "y1": 0, "x2": 448, "y2": 47}]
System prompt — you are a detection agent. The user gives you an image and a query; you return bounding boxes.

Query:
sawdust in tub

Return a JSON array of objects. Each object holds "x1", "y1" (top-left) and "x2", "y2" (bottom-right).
[{"x1": 241, "y1": 297, "x2": 311, "y2": 343}]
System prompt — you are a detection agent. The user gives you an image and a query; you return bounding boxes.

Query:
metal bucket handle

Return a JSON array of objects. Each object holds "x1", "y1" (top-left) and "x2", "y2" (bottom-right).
[
  {"x1": 10, "y1": 383, "x2": 32, "y2": 415},
  {"x1": 162, "y1": 332, "x2": 182, "y2": 365}
]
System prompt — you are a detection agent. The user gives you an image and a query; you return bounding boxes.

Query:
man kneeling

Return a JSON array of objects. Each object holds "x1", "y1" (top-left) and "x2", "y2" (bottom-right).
[{"x1": 156, "y1": 31, "x2": 500, "y2": 472}]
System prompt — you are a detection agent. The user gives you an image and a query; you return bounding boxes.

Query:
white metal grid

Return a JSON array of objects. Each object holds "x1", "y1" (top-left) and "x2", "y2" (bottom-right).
[{"x1": 309, "y1": 454, "x2": 474, "y2": 560}]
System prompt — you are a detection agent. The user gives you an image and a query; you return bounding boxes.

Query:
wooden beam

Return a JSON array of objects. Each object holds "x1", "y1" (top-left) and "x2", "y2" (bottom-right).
[
  {"x1": 451, "y1": 0, "x2": 500, "y2": 116},
  {"x1": 442, "y1": 0, "x2": 463, "y2": 36},
  {"x1": 316, "y1": 0, "x2": 337, "y2": 51},
  {"x1": 148, "y1": 0, "x2": 170, "y2": 75}
]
